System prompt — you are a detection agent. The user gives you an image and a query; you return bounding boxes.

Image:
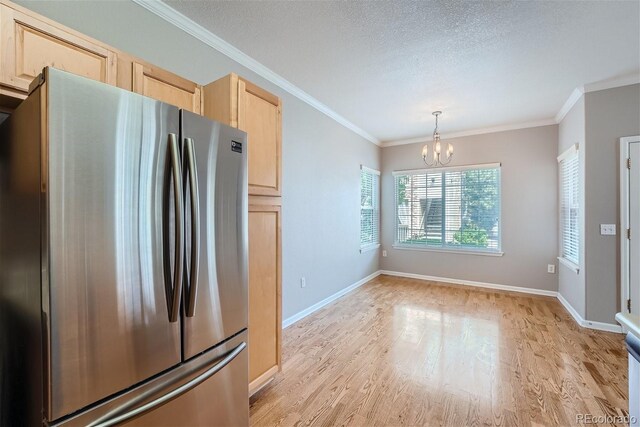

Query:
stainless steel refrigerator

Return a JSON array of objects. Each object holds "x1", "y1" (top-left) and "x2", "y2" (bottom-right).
[{"x1": 0, "y1": 67, "x2": 249, "y2": 426}]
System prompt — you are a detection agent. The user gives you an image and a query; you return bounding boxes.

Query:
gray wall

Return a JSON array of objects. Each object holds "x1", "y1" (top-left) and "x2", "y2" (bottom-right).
[
  {"x1": 584, "y1": 84, "x2": 640, "y2": 323},
  {"x1": 16, "y1": 0, "x2": 381, "y2": 320},
  {"x1": 557, "y1": 83, "x2": 640, "y2": 325},
  {"x1": 380, "y1": 125, "x2": 559, "y2": 292},
  {"x1": 558, "y1": 97, "x2": 586, "y2": 318}
]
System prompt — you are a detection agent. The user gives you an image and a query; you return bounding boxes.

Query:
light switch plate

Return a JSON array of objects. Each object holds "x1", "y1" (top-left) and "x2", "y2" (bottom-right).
[
  {"x1": 600, "y1": 224, "x2": 616, "y2": 235},
  {"x1": 547, "y1": 264, "x2": 556, "y2": 274},
  {"x1": 382, "y1": 250, "x2": 387, "y2": 257}
]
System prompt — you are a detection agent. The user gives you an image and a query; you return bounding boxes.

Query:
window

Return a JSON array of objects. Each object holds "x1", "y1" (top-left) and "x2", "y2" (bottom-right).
[
  {"x1": 393, "y1": 164, "x2": 501, "y2": 254},
  {"x1": 558, "y1": 144, "x2": 579, "y2": 267},
  {"x1": 360, "y1": 166, "x2": 380, "y2": 250}
]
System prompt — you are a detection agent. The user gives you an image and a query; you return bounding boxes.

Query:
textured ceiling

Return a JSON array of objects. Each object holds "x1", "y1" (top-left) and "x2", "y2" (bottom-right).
[{"x1": 166, "y1": 0, "x2": 640, "y2": 142}]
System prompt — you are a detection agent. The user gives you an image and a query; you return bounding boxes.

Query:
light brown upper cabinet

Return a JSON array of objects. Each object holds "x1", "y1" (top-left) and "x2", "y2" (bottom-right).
[
  {"x1": 0, "y1": 0, "x2": 206, "y2": 115},
  {"x1": 204, "y1": 74, "x2": 282, "y2": 196},
  {"x1": 0, "y1": 2, "x2": 117, "y2": 98},
  {"x1": 132, "y1": 62, "x2": 202, "y2": 114}
]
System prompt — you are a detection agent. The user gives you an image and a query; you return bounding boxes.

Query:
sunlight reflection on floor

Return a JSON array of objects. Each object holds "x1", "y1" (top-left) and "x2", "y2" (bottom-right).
[{"x1": 393, "y1": 304, "x2": 499, "y2": 400}]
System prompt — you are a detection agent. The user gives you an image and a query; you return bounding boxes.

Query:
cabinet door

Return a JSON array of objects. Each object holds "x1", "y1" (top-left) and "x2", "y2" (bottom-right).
[
  {"x1": 238, "y1": 79, "x2": 281, "y2": 196},
  {"x1": 248, "y1": 199, "x2": 281, "y2": 394},
  {"x1": 0, "y1": 4, "x2": 117, "y2": 92},
  {"x1": 133, "y1": 62, "x2": 201, "y2": 114}
]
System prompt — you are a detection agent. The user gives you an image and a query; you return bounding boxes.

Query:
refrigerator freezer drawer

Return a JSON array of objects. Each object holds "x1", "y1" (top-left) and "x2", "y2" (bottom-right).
[{"x1": 56, "y1": 330, "x2": 249, "y2": 427}]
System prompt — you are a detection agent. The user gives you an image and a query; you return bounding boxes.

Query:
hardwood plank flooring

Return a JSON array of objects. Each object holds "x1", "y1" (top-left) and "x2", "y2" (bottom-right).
[{"x1": 250, "y1": 274, "x2": 628, "y2": 426}]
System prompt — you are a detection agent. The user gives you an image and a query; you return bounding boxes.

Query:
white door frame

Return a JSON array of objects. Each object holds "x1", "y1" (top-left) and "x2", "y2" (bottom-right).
[{"x1": 620, "y1": 135, "x2": 640, "y2": 314}]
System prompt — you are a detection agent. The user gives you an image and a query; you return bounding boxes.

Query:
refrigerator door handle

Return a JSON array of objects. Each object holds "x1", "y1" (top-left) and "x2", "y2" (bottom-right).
[
  {"x1": 184, "y1": 137, "x2": 200, "y2": 317},
  {"x1": 165, "y1": 133, "x2": 184, "y2": 323},
  {"x1": 89, "y1": 341, "x2": 247, "y2": 427}
]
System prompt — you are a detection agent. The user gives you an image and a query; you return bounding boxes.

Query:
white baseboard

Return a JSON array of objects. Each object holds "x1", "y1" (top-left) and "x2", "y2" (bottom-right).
[
  {"x1": 582, "y1": 319, "x2": 623, "y2": 333},
  {"x1": 381, "y1": 270, "x2": 623, "y2": 334},
  {"x1": 379, "y1": 270, "x2": 558, "y2": 297},
  {"x1": 556, "y1": 292, "x2": 622, "y2": 333},
  {"x1": 282, "y1": 270, "x2": 382, "y2": 329},
  {"x1": 556, "y1": 292, "x2": 583, "y2": 325},
  {"x1": 281, "y1": 269, "x2": 622, "y2": 334}
]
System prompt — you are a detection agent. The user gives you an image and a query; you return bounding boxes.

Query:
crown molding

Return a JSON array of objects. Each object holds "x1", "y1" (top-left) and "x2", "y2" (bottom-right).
[
  {"x1": 555, "y1": 72, "x2": 640, "y2": 123},
  {"x1": 385, "y1": 72, "x2": 640, "y2": 148},
  {"x1": 584, "y1": 72, "x2": 640, "y2": 93},
  {"x1": 381, "y1": 118, "x2": 557, "y2": 148},
  {"x1": 554, "y1": 86, "x2": 585, "y2": 123},
  {"x1": 118, "y1": 5, "x2": 640, "y2": 150},
  {"x1": 131, "y1": 0, "x2": 381, "y2": 146}
]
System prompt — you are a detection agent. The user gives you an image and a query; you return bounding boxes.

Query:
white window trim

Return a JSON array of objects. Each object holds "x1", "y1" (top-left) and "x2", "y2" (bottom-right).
[
  {"x1": 393, "y1": 163, "x2": 502, "y2": 254},
  {"x1": 361, "y1": 165, "x2": 381, "y2": 176},
  {"x1": 558, "y1": 143, "x2": 580, "y2": 270},
  {"x1": 360, "y1": 165, "x2": 380, "y2": 251},
  {"x1": 392, "y1": 162, "x2": 501, "y2": 177},
  {"x1": 557, "y1": 256, "x2": 580, "y2": 274},
  {"x1": 360, "y1": 243, "x2": 381, "y2": 253},
  {"x1": 557, "y1": 143, "x2": 578, "y2": 162},
  {"x1": 393, "y1": 244, "x2": 504, "y2": 257}
]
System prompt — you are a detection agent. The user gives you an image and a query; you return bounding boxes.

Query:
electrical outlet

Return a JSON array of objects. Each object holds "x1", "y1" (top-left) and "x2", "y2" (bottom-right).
[
  {"x1": 547, "y1": 264, "x2": 556, "y2": 274},
  {"x1": 600, "y1": 224, "x2": 616, "y2": 235},
  {"x1": 300, "y1": 277, "x2": 306, "y2": 288},
  {"x1": 382, "y1": 250, "x2": 387, "y2": 257}
]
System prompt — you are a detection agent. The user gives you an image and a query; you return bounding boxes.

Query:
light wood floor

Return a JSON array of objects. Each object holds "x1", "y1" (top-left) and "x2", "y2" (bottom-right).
[{"x1": 249, "y1": 275, "x2": 628, "y2": 427}]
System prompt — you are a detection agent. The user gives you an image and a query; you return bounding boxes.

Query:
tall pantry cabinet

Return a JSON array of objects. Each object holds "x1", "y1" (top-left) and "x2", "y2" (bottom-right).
[{"x1": 203, "y1": 73, "x2": 282, "y2": 395}]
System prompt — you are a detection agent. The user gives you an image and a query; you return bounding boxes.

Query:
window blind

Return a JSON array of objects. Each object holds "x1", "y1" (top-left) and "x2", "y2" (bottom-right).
[
  {"x1": 394, "y1": 165, "x2": 501, "y2": 252},
  {"x1": 360, "y1": 166, "x2": 380, "y2": 248},
  {"x1": 559, "y1": 148, "x2": 579, "y2": 265}
]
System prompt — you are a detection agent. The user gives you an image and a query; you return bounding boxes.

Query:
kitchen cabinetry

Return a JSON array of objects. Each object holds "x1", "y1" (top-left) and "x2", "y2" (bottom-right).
[
  {"x1": 0, "y1": 0, "x2": 283, "y2": 397},
  {"x1": 132, "y1": 61, "x2": 202, "y2": 114},
  {"x1": 0, "y1": 1, "x2": 117, "y2": 104},
  {"x1": 0, "y1": 1, "x2": 203, "y2": 115},
  {"x1": 204, "y1": 75, "x2": 283, "y2": 394},
  {"x1": 203, "y1": 73, "x2": 282, "y2": 196},
  {"x1": 248, "y1": 197, "x2": 282, "y2": 394}
]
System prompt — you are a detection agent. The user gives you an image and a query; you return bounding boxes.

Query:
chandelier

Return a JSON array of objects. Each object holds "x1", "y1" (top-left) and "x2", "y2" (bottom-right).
[{"x1": 421, "y1": 111, "x2": 453, "y2": 167}]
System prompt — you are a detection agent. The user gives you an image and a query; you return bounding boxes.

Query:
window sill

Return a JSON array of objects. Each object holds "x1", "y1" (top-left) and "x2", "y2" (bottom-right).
[
  {"x1": 360, "y1": 244, "x2": 380, "y2": 253},
  {"x1": 392, "y1": 244, "x2": 504, "y2": 257},
  {"x1": 557, "y1": 257, "x2": 580, "y2": 274}
]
